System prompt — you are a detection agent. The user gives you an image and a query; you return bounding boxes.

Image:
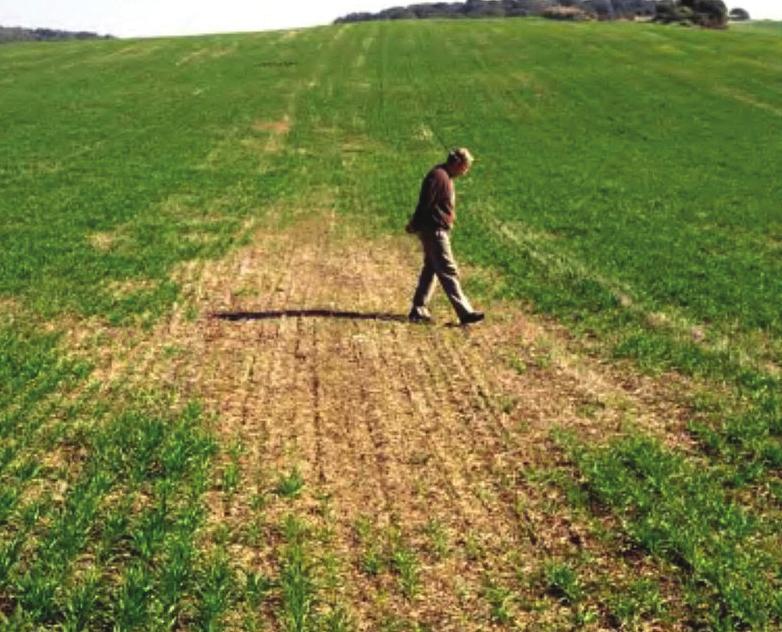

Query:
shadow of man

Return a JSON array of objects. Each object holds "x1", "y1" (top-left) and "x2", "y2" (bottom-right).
[{"x1": 210, "y1": 309, "x2": 408, "y2": 323}]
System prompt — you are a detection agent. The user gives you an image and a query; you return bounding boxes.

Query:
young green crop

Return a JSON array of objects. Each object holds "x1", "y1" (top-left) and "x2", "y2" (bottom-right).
[
  {"x1": 1, "y1": 17, "x2": 782, "y2": 629},
  {"x1": 564, "y1": 433, "x2": 781, "y2": 628}
]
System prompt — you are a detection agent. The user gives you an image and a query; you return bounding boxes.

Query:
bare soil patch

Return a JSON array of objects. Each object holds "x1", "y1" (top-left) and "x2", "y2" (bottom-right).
[
  {"x1": 252, "y1": 117, "x2": 291, "y2": 136},
  {"x1": 66, "y1": 209, "x2": 696, "y2": 629},
  {"x1": 88, "y1": 231, "x2": 117, "y2": 252},
  {"x1": 251, "y1": 116, "x2": 292, "y2": 154}
]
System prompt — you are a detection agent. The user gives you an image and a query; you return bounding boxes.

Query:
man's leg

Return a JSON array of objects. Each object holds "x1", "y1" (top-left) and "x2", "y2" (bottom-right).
[
  {"x1": 410, "y1": 237, "x2": 437, "y2": 320},
  {"x1": 429, "y1": 230, "x2": 475, "y2": 321}
]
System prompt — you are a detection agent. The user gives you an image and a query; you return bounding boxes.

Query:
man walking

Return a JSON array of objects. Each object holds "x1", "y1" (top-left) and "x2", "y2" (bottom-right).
[{"x1": 406, "y1": 148, "x2": 484, "y2": 325}]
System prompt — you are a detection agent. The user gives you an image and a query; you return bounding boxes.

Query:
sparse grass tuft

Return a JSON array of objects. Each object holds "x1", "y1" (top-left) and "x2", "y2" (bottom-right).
[
  {"x1": 279, "y1": 515, "x2": 316, "y2": 632},
  {"x1": 354, "y1": 517, "x2": 421, "y2": 600},
  {"x1": 275, "y1": 468, "x2": 305, "y2": 499},
  {"x1": 423, "y1": 519, "x2": 450, "y2": 559},
  {"x1": 390, "y1": 544, "x2": 421, "y2": 601},
  {"x1": 606, "y1": 578, "x2": 667, "y2": 628},
  {"x1": 484, "y1": 580, "x2": 514, "y2": 624},
  {"x1": 544, "y1": 561, "x2": 583, "y2": 605},
  {"x1": 221, "y1": 440, "x2": 243, "y2": 496}
]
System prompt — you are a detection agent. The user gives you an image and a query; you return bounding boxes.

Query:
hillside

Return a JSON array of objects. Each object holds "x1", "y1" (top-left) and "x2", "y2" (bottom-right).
[{"x1": 1, "y1": 19, "x2": 781, "y2": 629}]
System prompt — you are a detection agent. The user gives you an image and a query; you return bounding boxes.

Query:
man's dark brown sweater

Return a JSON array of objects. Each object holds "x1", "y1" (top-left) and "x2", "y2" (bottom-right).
[{"x1": 408, "y1": 164, "x2": 455, "y2": 232}]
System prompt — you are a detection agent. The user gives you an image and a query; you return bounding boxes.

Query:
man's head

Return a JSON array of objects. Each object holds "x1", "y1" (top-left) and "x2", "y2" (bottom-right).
[{"x1": 445, "y1": 147, "x2": 474, "y2": 178}]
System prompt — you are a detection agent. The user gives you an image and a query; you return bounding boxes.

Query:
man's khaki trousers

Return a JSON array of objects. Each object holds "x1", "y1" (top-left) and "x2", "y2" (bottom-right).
[{"x1": 411, "y1": 229, "x2": 473, "y2": 320}]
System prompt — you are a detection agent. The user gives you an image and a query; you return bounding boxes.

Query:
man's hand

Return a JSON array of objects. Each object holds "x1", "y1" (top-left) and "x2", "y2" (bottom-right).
[{"x1": 405, "y1": 221, "x2": 416, "y2": 234}]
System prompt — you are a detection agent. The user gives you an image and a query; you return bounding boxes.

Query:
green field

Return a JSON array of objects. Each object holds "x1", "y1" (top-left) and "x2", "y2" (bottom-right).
[{"x1": 2, "y1": 18, "x2": 782, "y2": 630}]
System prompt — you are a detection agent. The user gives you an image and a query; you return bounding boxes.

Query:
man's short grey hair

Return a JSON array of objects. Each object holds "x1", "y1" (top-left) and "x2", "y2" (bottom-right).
[{"x1": 447, "y1": 147, "x2": 474, "y2": 166}]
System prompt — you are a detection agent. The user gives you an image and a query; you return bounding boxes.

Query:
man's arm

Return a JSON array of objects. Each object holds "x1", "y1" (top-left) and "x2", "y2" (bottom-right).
[{"x1": 430, "y1": 169, "x2": 455, "y2": 227}]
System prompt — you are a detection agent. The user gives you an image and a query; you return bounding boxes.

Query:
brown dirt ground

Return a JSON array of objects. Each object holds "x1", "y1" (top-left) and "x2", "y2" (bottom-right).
[{"x1": 64, "y1": 208, "x2": 697, "y2": 630}]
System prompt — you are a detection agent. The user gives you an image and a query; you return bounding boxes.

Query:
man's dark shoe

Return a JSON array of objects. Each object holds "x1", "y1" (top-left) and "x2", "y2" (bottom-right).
[
  {"x1": 408, "y1": 307, "x2": 434, "y2": 324},
  {"x1": 459, "y1": 311, "x2": 485, "y2": 326}
]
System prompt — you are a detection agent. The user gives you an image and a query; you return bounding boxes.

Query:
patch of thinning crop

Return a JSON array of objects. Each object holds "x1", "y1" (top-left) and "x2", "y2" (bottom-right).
[
  {"x1": 87, "y1": 231, "x2": 119, "y2": 252},
  {"x1": 252, "y1": 116, "x2": 292, "y2": 136},
  {"x1": 175, "y1": 44, "x2": 237, "y2": 66},
  {"x1": 81, "y1": 43, "x2": 164, "y2": 65},
  {"x1": 106, "y1": 278, "x2": 159, "y2": 297},
  {"x1": 414, "y1": 123, "x2": 434, "y2": 141},
  {"x1": 80, "y1": 204, "x2": 704, "y2": 628}
]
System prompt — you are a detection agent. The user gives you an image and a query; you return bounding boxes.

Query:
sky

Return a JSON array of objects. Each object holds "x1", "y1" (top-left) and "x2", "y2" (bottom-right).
[{"x1": 0, "y1": 0, "x2": 780, "y2": 38}]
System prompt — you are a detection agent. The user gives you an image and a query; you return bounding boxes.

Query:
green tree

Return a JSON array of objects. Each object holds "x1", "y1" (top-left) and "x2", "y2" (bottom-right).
[
  {"x1": 729, "y1": 7, "x2": 750, "y2": 20},
  {"x1": 655, "y1": 0, "x2": 727, "y2": 27}
]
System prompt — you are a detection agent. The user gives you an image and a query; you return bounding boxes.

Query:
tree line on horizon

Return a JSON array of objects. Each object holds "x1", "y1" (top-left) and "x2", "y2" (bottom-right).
[
  {"x1": 335, "y1": 0, "x2": 750, "y2": 28},
  {"x1": 0, "y1": 26, "x2": 113, "y2": 44},
  {"x1": 0, "y1": 0, "x2": 754, "y2": 45}
]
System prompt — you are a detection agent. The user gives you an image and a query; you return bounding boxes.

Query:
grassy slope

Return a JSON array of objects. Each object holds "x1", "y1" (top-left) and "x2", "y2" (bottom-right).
[
  {"x1": 2, "y1": 22, "x2": 782, "y2": 336},
  {"x1": 1, "y1": 18, "x2": 781, "y2": 628}
]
